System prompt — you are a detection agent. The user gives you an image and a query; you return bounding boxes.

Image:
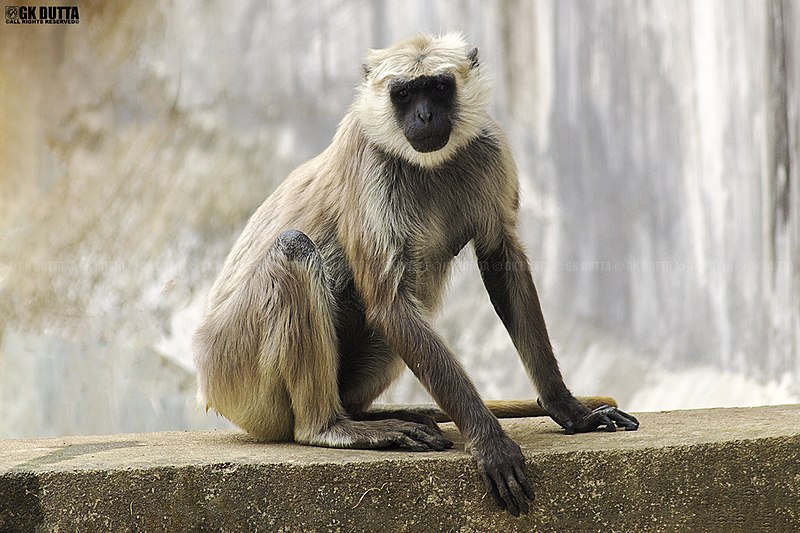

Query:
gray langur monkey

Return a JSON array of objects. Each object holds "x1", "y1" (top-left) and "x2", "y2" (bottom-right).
[{"x1": 194, "y1": 33, "x2": 639, "y2": 516}]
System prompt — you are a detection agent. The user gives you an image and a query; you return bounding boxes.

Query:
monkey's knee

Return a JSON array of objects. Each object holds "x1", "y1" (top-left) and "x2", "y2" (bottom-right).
[{"x1": 275, "y1": 229, "x2": 319, "y2": 261}]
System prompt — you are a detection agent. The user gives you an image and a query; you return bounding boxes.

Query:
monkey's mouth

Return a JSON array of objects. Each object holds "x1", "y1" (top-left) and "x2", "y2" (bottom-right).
[{"x1": 407, "y1": 133, "x2": 450, "y2": 153}]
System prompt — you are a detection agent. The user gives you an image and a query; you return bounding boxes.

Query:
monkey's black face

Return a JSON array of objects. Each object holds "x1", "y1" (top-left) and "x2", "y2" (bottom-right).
[{"x1": 390, "y1": 74, "x2": 456, "y2": 153}]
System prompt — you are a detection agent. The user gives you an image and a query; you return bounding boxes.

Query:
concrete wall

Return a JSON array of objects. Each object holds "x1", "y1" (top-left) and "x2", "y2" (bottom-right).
[
  {"x1": 2, "y1": 406, "x2": 799, "y2": 531},
  {"x1": 0, "y1": 1, "x2": 798, "y2": 438}
]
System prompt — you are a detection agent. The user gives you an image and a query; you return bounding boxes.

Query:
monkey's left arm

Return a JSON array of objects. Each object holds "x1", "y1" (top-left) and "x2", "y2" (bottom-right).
[{"x1": 474, "y1": 231, "x2": 640, "y2": 434}]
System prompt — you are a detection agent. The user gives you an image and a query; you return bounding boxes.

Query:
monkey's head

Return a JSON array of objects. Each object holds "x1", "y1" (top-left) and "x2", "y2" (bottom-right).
[{"x1": 354, "y1": 33, "x2": 491, "y2": 168}]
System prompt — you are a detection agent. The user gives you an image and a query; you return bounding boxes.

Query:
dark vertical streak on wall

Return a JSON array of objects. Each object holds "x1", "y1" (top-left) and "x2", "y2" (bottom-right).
[{"x1": 768, "y1": 0, "x2": 792, "y2": 256}]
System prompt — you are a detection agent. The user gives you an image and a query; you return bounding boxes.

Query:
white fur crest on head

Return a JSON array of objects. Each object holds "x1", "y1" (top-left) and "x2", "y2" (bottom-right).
[{"x1": 353, "y1": 32, "x2": 491, "y2": 168}]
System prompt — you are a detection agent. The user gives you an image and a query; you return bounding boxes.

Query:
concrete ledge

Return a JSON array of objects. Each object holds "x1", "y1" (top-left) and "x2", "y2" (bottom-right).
[{"x1": 1, "y1": 405, "x2": 799, "y2": 532}]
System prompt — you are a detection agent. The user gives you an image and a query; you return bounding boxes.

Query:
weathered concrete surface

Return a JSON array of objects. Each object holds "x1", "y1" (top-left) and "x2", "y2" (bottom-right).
[{"x1": 1, "y1": 406, "x2": 799, "y2": 532}]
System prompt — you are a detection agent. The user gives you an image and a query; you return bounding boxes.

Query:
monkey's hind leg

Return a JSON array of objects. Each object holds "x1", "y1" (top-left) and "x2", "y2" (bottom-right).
[
  {"x1": 337, "y1": 338, "x2": 445, "y2": 434},
  {"x1": 267, "y1": 230, "x2": 452, "y2": 452}
]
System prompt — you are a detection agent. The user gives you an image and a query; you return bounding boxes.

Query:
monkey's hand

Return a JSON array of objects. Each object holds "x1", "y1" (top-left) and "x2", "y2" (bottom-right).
[
  {"x1": 538, "y1": 396, "x2": 640, "y2": 434},
  {"x1": 470, "y1": 434, "x2": 534, "y2": 516}
]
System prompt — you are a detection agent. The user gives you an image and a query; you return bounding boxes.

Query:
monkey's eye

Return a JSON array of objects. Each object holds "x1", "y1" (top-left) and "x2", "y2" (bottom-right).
[
  {"x1": 435, "y1": 83, "x2": 446, "y2": 91},
  {"x1": 392, "y1": 87, "x2": 413, "y2": 104}
]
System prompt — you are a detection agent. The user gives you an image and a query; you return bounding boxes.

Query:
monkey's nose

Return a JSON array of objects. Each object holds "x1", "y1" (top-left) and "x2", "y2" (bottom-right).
[{"x1": 416, "y1": 103, "x2": 433, "y2": 124}]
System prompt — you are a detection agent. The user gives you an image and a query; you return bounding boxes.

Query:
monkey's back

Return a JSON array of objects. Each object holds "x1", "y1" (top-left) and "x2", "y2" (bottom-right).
[{"x1": 203, "y1": 138, "x2": 352, "y2": 316}]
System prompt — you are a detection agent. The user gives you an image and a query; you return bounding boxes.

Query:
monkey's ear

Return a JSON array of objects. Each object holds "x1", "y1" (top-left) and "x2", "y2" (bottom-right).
[
  {"x1": 361, "y1": 63, "x2": 373, "y2": 79},
  {"x1": 362, "y1": 48, "x2": 382, "y2": 80},
  {"x1": 467, "y1": 47, "x2": 479, "y2": 68}
]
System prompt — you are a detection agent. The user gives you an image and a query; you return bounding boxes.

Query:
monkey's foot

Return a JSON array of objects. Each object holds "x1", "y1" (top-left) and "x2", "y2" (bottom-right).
[
  {"x1": 538, "y1": 396, "x2": 640, "y2": 434},
  {"x1": 351, "y1": 408, "x2": 443, "y2": 435},
  {"x1": 320, "y1": 418, "x2": 453, "y2": 452}
]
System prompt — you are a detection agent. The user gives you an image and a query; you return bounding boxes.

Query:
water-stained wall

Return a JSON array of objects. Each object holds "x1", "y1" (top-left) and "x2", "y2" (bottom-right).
[{"x1": 1, "y1": 0, "x2": 797, "y2": 437}]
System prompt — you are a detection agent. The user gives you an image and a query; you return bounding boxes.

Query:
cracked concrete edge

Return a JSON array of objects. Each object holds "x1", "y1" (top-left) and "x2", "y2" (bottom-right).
[{"x1": 1, "y1": 405, "x2": 799, "y2": 532}]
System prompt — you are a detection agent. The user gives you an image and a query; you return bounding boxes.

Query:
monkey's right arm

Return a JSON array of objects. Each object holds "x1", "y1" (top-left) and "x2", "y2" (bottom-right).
[{"x1": 364, "y1": 289, "x2": 533, "y2": 516}]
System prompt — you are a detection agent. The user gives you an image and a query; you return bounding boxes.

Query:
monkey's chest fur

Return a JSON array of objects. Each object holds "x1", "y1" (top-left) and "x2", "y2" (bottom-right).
[{"x1": 324, "y1": 133, "x2": 506, "y2": 330}]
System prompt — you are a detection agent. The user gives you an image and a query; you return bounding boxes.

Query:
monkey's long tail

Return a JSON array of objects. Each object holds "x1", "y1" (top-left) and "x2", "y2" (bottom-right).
[{"x1": 381, "y1": 396, "x2": 618, "y2": 423}]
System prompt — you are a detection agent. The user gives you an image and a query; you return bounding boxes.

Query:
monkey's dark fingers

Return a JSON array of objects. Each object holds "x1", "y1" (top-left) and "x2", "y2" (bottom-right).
[
  {"x1": 471, "y1": 436, "x2": 531, "y2": 515},
  {"x1": 573, "y1": 405, "x2": 615, "y2": 432},
  {"x1": 607, "y1": 408, "x2": 640, "y2": 431},
  {"x1": 514, "y1": 463, "x2": 534, "y2": 501},
  {"x1": 495, "y1": 467, "x2": 529, "y2": 516},
  {"x1": 495, "y1": 477, "x2": 520, "y2": 516},
  {"x1": 411, "y1": 432, "x2": 453, "y2": 451},
  {"x1": 395, "y1": 423, "x2": 453, "y2": 451},
  {"x1": 410, "y1": 422, "x2": 449, "y2": 441},
  {"x1": 479, "y1": 470, "x2": 505, "y2": 510},
  {"x1": 389, "y1": 432, "x2": 433, "y2": 452},
  {"x1": 478, "y1": 461, "x2": 532, "y2": 516},
  {"x1": 412, "y1": 427, "x2": 453, "y2": 450},
  {"x1": 575, "y1": 406, "x2": 642, "y2": 433}
]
